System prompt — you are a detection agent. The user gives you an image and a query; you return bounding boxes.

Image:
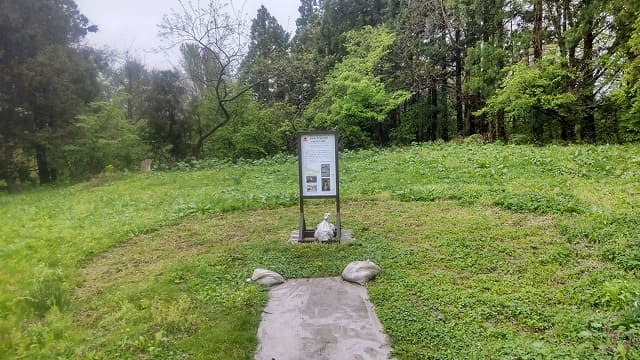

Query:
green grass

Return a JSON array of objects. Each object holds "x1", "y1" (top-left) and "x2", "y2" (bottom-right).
[{"x1": 1, "y1": 143, "x2": 640, "y2": 358}]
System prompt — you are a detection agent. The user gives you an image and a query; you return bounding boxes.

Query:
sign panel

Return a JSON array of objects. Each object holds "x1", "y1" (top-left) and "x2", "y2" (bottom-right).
[{"x1": 299, "y1": 132, "x2": 338, "y2": 197}]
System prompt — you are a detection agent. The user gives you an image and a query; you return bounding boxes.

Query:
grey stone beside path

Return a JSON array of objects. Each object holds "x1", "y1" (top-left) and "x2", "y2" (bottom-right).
[{"x1": 255, "y1": 277, "x2": 392, "y2": 360}]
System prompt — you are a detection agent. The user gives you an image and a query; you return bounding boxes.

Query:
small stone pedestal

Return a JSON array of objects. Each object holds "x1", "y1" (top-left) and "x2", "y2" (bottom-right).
[{"x1": 288, "y1": 229, "x2": 353, "y2": 244}]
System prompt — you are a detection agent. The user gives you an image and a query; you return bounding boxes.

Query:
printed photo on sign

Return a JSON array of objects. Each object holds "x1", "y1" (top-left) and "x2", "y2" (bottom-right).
[
  {"x1": 307, "y1": 184, "x2": 318, "y2": 192},
  {"x1": 322, "y1": 178, "x2": 331, "y2": 191},
  {"x1": 306, "y1": 175, "x2": 317, "y2": 183},
  {"x1": 321, "y1": 164, "x2": 330, "y2": 177}
]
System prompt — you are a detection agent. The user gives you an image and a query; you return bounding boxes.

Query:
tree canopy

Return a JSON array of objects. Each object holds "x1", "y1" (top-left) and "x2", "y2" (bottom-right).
[
  {"x1": 1, "y1": 0, "x2": 640, "y2": 187},
  {"x1": 0, "y1": 0, "x2": 99, "y2": 188}
]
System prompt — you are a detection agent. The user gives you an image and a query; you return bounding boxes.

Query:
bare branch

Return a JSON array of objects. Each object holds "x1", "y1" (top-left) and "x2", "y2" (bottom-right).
[{"x1": 158, "y1": 0, "x2": 252, "y2": 153}]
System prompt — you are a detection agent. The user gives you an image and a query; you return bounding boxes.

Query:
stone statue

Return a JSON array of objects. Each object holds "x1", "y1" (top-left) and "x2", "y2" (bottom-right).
[{"x1": 314, "y1": 213, "x2": 335, "y2": 242}]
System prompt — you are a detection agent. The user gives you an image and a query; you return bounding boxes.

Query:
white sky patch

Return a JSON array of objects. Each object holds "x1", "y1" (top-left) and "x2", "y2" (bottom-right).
[{"x1": 75, "y1": 0, "x2": 300, "y2": 70}]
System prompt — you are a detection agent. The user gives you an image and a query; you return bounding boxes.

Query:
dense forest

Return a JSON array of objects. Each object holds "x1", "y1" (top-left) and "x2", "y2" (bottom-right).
[{"x1": 1, "y1": 0, "x2": 639, "y2": 188}]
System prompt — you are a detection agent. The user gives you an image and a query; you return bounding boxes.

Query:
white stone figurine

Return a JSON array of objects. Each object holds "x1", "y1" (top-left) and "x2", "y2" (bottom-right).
[{"x1": 314, "y1": 213, "x2": 335, "y2": 242}]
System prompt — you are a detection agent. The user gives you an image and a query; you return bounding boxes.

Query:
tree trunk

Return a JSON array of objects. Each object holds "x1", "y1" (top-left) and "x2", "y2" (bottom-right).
[
  {"x1": 463, "y1": 64, "x2": 475, "y2": 136},
  {"x1": 533, "y1": 0, "x2": 543, "y2": 60},
  {"x1": 581, "y1": 101, "x2": 596, "y2": 142},
  {"x1": 560, "y1": 118, "x2": 576, "y2": 141},
  {"x1": 126, "y1": 95, "x2": 134, "y2": 122},
  {"x1": 532, "y1": 112, "x2": 544, "y2": 142},
  {"x1": 497, "y1": 108, "x2": 506, "y2": 141},
  {"x1": 377, "y1": 121, "x2": 384, "y2": 147},
  {"x1": 464, "y1": 96, "x2": 474, "y2": 136},
  {"x1": 35, "y1": 144, "x2": 52, "y2": 184},
  {"x1": 580, "y1": 28, "x2": 596, "y2": 143},
  {"x1": 471, "y1": 96, "x2": 486, "y2": 135},
  {"x1": 1, "y1": 145, "x2": 18, "y2": 192},
  {"x1": 430, "y1": 86, "x2": 438, "y2": 141},
  {"x1": 567, "y1": 0, "x2": 577, "y2": 68},
  {"x1": 612, "y1": 107, "x2": 619, "y2": 143},
  {"x1": 441, "y1": 83, "x2": 450, "y2": 141},
  {"x1": 455, "y1": 29, "x2": 464, "y2": 133}
]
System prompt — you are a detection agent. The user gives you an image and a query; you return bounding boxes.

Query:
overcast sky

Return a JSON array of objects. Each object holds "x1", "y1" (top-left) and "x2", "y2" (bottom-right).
[{"x1": 75, "y1": 0, "x2": 300, "y2": 70}]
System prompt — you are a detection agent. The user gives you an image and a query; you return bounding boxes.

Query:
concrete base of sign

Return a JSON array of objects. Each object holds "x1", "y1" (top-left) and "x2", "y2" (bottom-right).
[
  {"x1": 254, "y1": 277, "x2": 392, "y2": 360},
  {"x1": 288, "y1": 229, "x2": 353, "y2": 244}
]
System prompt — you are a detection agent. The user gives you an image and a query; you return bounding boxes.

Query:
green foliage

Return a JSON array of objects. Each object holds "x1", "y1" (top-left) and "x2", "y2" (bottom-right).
[
  {"x1": 25, "y1": 266, "x2": 69, "y2": 317},
  {"x1": 6, "y1": 0, "x2": 640, "y2": 191},
  {"x1": 463, "y1": 41, "x2": 507, "y2": 99},
  {"x1": 507, "y1": 133, "x2": 534, "y2": 145},
  {"x1": 52, "y1": 98, "x2": 149, "y2": 178},
  {"x1": 306, "y1": 26, "x2": 412, "y2": 148},
  {"x1": 318, "y1": 0, "x2": 386, "y2": 58},
  {"x1": 160, "y1": 0, "x2": 258, "y2": 161},
  {"x1": 0, "y1": 0, "x2": 99, "y2": 185},
  {"x1": 494, "y1": 190, "x2": 583, "y2": 214},
  {"x1": 389, "y1": 93, "x2": 457, "y2": 145},
  {"x1": 479, "y1": 55, "x2": 578, "y2": 142},
  {"x1": 205, "y1": 96, "x2": 296, "y2": 160},
  {"x1": 242, "y1": 5, "x2": 290, "y2": 105},
  {"x1": 609, "y1": 13, "x2": 640, "y2": 142},
  {"x1": 180, "y1": 43, "x2": 218, "y2": 100},
  {"x1": 463, "y1": 133, "x2": 487, "y2": 144},
  {"x1": 592, "y1": 280, "x2": 640, "y2": 311},
  {"x1": 113, "y1": 58, "x2": 151, "y2": 123},
  {"x1": 141, "y1": 70, "x2": 190, "y2": 160}
]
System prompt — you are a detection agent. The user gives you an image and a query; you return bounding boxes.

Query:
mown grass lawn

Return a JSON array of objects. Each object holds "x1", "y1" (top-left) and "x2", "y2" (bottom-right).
[{"x1": 1, "y1": 143, "x2": 639, "y2": 359}]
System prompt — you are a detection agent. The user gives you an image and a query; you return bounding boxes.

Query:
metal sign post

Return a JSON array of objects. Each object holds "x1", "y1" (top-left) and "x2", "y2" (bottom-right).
[{"x1": 295, "y1": 131, "x2": 341, "y2": 242}]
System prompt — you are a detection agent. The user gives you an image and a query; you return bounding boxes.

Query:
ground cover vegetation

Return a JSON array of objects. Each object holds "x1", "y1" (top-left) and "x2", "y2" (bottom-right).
[
  {"x1": 2, "y1": 0, "x2": 640, "y2": 189},
  {"x1": 1, "y1": 0, "x2": 640, "y2": 358},
  {"x1": 0, "y1": 143, "x2": 639, "y2": 358}
]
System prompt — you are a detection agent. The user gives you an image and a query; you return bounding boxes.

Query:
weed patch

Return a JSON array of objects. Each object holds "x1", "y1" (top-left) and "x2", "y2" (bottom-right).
[
  {"x1": 494, "y1": 190, "x2": 583, "y2": 214},
  {"x1": 25, "y1": 267, "x2": 69, "y2": 318}
]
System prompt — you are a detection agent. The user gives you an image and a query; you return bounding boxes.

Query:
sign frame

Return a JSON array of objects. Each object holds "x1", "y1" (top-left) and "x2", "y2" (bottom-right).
[{"x1": 297, "y1": 131, "x2": 341, "y2": 241}]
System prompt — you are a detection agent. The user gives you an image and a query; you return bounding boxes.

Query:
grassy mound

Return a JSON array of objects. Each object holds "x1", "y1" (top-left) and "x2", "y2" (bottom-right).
[{"x1": 1, "y1": 143, "x2": 639, "y2": 358}]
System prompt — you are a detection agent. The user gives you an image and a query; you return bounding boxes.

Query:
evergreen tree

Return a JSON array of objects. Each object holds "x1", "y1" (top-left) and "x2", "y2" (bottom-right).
[
  {"x1": 318, "y1": 0, "x2": 386, "y2": 59},
  {"x1": 119, "y1": 58, "x2": 150, "y2": 123},
  {"x1": 242, "y1": 5, "x2": 290, "y2": 105},
  {"x1": 141, "y1": 70, "x2": 190, "y2": 160},
  {"x1": 0, "y1": 0, "x2": 99, "y2": 186}
]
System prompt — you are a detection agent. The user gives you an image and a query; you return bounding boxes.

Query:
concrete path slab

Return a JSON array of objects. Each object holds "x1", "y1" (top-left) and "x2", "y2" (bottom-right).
[{"x1": 255, "y1": 277, "x2": 392, "y2": 360}]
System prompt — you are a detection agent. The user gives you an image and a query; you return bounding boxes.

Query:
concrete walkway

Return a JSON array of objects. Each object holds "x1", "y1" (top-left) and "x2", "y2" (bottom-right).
[{"x1": 255, "y1": 277, "x2": 392, "y2": 360}]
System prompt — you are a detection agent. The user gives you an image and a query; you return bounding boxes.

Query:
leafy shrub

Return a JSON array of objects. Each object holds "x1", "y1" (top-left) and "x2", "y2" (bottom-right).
[
  {"x1": 12, "y1": 306, "x2": 78, "y2": 358},
  {"x1": 559, "y1": 214, "x2": 640, "y2": 244},
  {"x1": 205, "y1": 99, "x2": 295, "y2": 160},
  {"x1": 463, "y1": 134, "x2": 486, "y2": 144},
  {"x1": 52, "y1": 98, "x2": 149, "y2": 179},
  {"x1": 304, "y1": 26, "x2": 411, "y2": 149},
  {"x1": 478, "y1": 54, "x2": 578, "y2": 142}
]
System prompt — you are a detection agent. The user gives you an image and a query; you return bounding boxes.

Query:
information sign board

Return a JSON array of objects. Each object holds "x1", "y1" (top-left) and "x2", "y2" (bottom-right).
[
  {"x1": 296, "y1": 131, "x2": 341, "y2": 242},
  {"x1": 299, "y1": 133, "x2": 338, "y2": 197}
]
